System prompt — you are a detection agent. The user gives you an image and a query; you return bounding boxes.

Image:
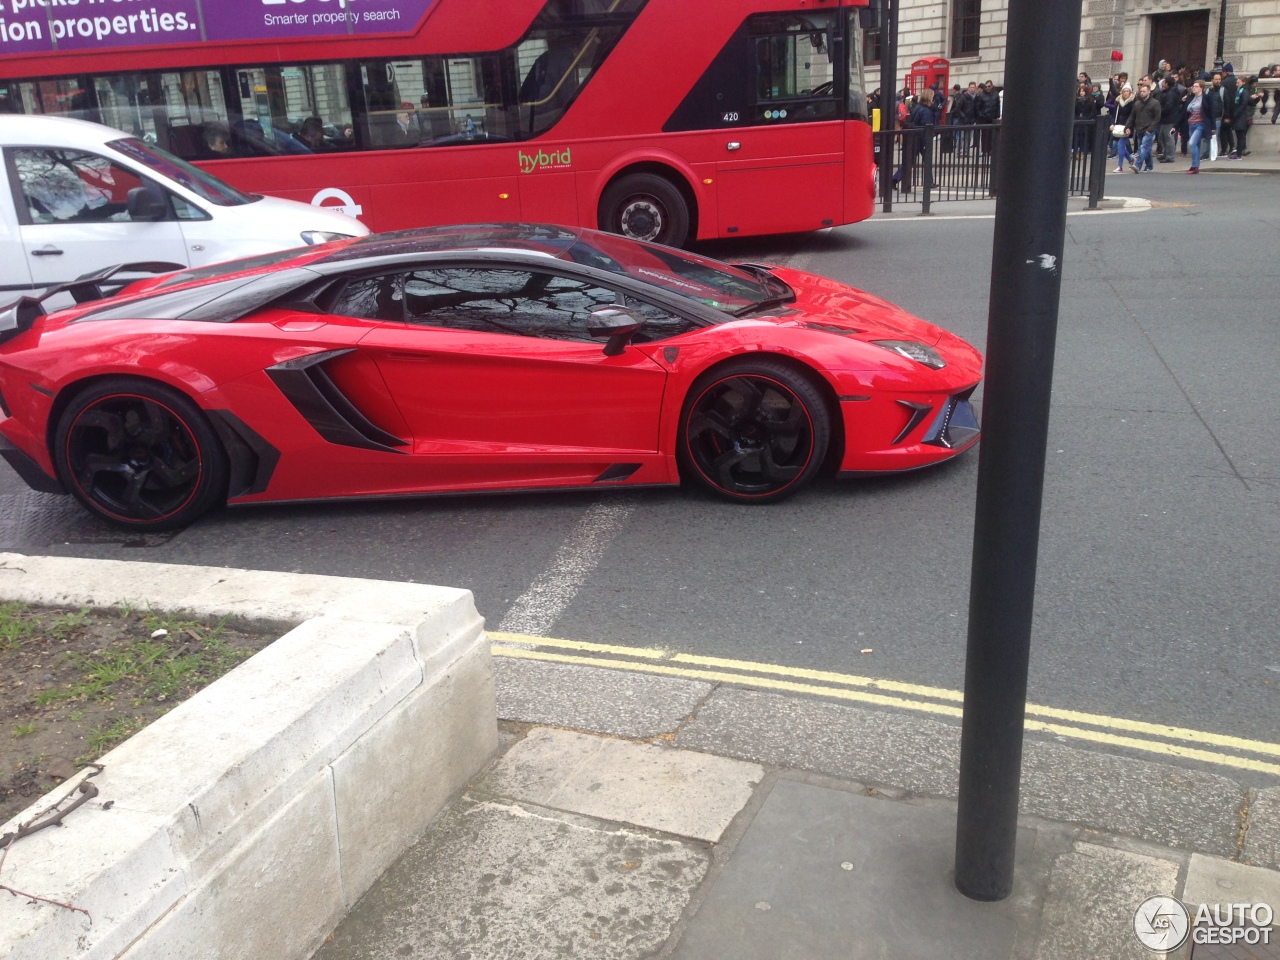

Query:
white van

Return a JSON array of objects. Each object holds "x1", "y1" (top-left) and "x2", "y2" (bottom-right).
[{"x1": 0, "y1": 115, "x2": 368, "y2": 294}]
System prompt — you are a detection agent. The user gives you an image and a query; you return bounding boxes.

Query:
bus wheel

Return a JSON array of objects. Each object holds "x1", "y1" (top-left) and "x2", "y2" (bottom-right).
[{"x1": 600, "y1": 173, "x2": 690, "y2": 247}]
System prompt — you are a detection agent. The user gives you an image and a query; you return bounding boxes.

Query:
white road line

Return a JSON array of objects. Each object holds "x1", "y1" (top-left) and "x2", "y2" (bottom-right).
[{"x1": 497, "y1": 496, "x2": 635, "y2": 635}]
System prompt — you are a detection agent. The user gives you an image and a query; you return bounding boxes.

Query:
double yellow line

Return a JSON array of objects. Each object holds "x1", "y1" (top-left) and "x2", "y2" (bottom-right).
[{"x1": 489, "y1": 632, "x2": 1280, "y2": 776}]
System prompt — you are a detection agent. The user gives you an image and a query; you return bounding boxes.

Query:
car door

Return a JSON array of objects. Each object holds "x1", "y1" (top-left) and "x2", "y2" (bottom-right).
[
  {"x1": 0, "y1": 164, "x2": 33, "y2": 294},
  {"x1": 4, "y1": 146, "x2": 188, "y2": 286},
  {"x1": 349, "y1": 264, "x2": 669, "y2": 487}
]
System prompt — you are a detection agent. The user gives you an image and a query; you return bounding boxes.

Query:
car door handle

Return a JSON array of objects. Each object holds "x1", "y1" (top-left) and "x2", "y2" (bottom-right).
[
  {"x1": 726, "y1": 142, "x2": 742, "y2": 151},
  {"x1": 31, "y1": 247, "x2": 63, "y2": 257}
]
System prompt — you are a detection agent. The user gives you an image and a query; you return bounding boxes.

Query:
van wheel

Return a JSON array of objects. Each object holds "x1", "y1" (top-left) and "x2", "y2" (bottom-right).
[
  {"x1": 54, "y1": 378, "x2": 227, "y2": 531},
  {"x1": 599, "y1": 173, "x2": 690, "y2": 247}
]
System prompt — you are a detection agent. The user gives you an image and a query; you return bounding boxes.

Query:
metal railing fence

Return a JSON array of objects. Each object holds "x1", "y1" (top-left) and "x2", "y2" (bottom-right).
[{"x1": 873, "y1": 117, "x2": 1109, "y2": 214}]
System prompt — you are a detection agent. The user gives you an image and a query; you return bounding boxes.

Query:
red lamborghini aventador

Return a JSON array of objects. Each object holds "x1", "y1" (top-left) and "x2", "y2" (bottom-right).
[{"x1": 0, "y1": 224, "x2": 983, "y2": 530}]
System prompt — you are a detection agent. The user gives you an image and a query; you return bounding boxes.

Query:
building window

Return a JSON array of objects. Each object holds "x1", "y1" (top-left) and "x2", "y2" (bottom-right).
[
  {"x1": 951, "y1": 0, "x2": 981, "y2": 58},
  {"x1": 864, "y1": 28, "x2": 881, "y2": 66}
]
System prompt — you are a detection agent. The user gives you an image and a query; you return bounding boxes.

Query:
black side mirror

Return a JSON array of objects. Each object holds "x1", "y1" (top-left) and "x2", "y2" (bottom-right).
[
  {"x1": 126, "y1": 186, "x2": 168, "y2": 222},
  {"x1": 588, "y1": 306, "x2": 646, "y2": 356}
]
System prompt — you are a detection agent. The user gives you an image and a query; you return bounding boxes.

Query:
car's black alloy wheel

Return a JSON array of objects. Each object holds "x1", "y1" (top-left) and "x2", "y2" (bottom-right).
[
  {"x1": 599, "y1": 172, "x2": 691, "y2": 247},
  {"x1": 680, "y1": 360, "x2": 830, "y2": 503},
  {"x1": 55, "y1": 378, "x2": 228, "y2": 530}
]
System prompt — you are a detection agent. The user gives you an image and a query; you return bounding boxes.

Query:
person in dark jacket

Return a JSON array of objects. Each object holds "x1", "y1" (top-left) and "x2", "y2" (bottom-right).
[
  {"x1": 893, "y1": 88, "x2": 936, "y2": 192},
  {"x1": 1110, "y1": 84, "x2": 1136, "y2": 172},
  {"x1": 1127, "y1": 80, "x2": 1161, "y2": 172},
  {"x1": 1229, "y1": 76, "x2": 1262, "y2": 157},
  {"x1": 952, "y1": 81, "x2": 978, "y2": 154},
  {"x1": 974, "y1": 80, "x2": 1000, "y2": 154},
  {"x1": 1219, "y1": 65, "x2": 1238, "y2": 156},
  {"x1": 1074, "y1": 82, "x2": 1100, "y2": 154},
  {"x1": 1156, "y1": 77, "x2": 1183, "y2": 161}
]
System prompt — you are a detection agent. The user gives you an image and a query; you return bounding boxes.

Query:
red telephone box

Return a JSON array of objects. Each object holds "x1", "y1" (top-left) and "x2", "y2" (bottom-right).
[{"x1": 905, "y1": 56, "x2": 951, "y2": 117}]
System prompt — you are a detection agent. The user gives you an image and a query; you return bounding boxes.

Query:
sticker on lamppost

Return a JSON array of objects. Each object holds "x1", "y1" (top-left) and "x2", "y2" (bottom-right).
[{"x1": 1133, "y1": 896, "x2": 1190, "y2": 952}]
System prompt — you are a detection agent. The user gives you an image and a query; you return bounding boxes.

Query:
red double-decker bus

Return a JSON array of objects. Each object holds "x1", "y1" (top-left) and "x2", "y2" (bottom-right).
[{"x1": 0, "y1": 0, "x2": 874, "y2": 246}]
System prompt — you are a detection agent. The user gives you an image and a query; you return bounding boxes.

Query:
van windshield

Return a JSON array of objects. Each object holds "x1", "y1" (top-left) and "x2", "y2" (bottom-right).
[{"x1": 108, "y1": 138, "x2": 258, "y2": 207}]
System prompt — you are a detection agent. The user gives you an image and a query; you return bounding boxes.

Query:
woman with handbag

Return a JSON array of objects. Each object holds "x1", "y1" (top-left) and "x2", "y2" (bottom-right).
[{"x1": 1111, "y1": 84, "x2": 1135, "y2": 173}]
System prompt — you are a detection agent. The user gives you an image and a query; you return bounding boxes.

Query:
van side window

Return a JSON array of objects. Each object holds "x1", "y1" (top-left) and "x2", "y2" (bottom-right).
[{"x1": 7, "y1": 148, "x2": 165, "y2": 225}]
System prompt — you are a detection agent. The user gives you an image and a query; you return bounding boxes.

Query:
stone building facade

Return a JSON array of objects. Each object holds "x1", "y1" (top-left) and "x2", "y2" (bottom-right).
[{"x1": 883, "y1": 0, "x2": 1280, "y2": 90}]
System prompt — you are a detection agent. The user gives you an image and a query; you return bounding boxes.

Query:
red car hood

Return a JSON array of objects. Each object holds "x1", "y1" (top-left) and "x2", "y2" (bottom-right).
[{"x1": 763, "y1": 265, "x2": 952, "y2": 346}]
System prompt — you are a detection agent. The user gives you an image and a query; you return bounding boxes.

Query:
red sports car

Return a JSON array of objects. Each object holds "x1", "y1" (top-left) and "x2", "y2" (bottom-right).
[{"x1": 0, "y1": 225, "x2": 983, "y2": 530}]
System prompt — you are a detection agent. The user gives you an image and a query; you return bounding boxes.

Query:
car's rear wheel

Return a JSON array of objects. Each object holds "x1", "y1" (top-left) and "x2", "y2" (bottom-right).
[
  {"x1": 54, "y1": 378, "x2": 227, "y2": 531},
  {"x1": 679, "y1": 360, "x2": 830, "y2": 503},
  {"x1": 599, "y1": 172, "x2": 691, "y2": 247}
]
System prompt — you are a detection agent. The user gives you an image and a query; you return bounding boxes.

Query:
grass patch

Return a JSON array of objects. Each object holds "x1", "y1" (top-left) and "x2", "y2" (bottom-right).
[{"x1": 2, "y1": 602, "x2": 277, "y2": 825}]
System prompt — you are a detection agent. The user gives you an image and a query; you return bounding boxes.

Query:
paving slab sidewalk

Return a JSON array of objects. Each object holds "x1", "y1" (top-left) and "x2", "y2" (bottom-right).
[{"x1": 315, "y1": 657, "x2": 1280, "y2": 960}]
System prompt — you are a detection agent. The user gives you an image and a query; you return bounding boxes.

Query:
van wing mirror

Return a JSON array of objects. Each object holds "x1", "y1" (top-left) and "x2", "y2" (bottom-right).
[
  {"x1": 126, "y1": 187, "x2": 169, "y2": 222},
  {"x1": 588, "y1": 306, "x2": 646, "y2": 357}
]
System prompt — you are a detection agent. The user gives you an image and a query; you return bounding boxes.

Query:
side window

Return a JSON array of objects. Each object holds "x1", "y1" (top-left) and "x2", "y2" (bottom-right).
[
  {"x1": 751, "y1": 14, "x2": 839, "y2": 124},
  {"x1": 624, "y1": 298, "x2": 699, "y2": 344},
  {"x1": 232, "y1": 64, "x2": 354, "y2": 157},
  {"x1": 664, "y1": 12, "x2": 842, "y2": 132},
  {"x1": 359, "y1": 57, "x2": 509, "y2": 148},
  {"x1": 330, "y1": 274, "x2": 404, "y2": 321},
  {"x1": 8, "y1": 149, "x2": 162, "y2": 225},
  {"x1": 92, "y1": 71, "x2": 229, "y2": 160},
  {"x1": 169, "y1": 194, "x2": 209, "y2": 221},
  {"x1": 402, "y1": 268, "x2": 620, "y2": 341}
]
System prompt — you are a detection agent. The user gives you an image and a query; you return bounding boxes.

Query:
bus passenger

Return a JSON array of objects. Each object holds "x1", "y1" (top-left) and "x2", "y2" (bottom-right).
[
  {"x1": 295, "y1": 117, "x2": 326, "y2": 152},
  {"x1": 203, "y1": 122, "x2": 232, "y2": 158}
]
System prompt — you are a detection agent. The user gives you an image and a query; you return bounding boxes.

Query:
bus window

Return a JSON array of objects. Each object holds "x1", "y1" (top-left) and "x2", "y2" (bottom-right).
[
  {"x1": 847, "y1": 12, "x2": 869, "y2": 122},
  {"x1": 232, "y1": 64, "x2": 354, "y2": 157},
  {"x1": 359, "y1": 56, "x2": 512, "y2": 147},
  {"x1": 513, "y1": 0, "x2": 644, "y2": 139},
  {"x1": 5, "y1": 78, "x2": 92, "y2": 119},
  {"x1": 750, "y1": 14, "x2": 839, "y2": 123},
  {"x1": 91, "y1": 71, "x2": 228, "y2": 159}
]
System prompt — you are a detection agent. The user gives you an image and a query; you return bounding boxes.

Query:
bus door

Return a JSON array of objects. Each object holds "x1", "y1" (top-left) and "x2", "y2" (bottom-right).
[
  {"x1": 4, "y1": 147, "x2": 188, "y2": 287},
  {"x1": 714, "y1": 12, "x2": 845, "y2": 237}
]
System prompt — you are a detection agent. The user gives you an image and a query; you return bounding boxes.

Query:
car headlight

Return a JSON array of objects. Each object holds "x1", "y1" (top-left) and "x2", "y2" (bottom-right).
[
  {"x1": 301, "y1": 231, "x2": 353, "y2": 245},
  {"x1": 870, "y1": 340, "x2": 946, "y2": 369}
]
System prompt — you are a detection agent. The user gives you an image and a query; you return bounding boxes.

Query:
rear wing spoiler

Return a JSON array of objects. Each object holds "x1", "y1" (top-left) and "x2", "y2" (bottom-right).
[{"x1": 0, "y1": 261, "x2": 184, "y2": 345}]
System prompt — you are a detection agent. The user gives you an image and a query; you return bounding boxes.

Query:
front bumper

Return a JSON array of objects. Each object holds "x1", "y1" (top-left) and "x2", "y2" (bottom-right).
[
  {"x1": 0, "y1": 435, "x2": 65, "y2": 494},
  {"x1": 838, "y1": 385, "x2": 981, "y2": 475}
]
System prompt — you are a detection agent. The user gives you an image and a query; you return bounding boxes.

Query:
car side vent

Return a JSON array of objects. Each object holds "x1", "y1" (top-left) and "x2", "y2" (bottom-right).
[
  {"x1": 266, "y1": 349, "x2": 409, "y2": 453},
  {"x1": 803, "y1": 322, "x2": 862, "y2": 336}
]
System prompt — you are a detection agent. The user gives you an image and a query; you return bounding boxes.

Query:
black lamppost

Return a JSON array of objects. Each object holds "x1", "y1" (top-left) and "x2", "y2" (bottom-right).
[
  {"x1": 1214, "y1": 0, "x2": 1228, "y2": 69},
  {"x1": 952, "y1": 0, "x2": 1083, "y2": 902}
]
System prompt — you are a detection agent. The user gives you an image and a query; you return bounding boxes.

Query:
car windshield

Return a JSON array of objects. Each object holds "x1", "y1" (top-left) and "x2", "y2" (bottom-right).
[
  {"x1": 108, "y1": 138, "x2": 257, "y2": 207},
  {"x1": 563, "y1": 234, "x2": 772, "y2": 314}
]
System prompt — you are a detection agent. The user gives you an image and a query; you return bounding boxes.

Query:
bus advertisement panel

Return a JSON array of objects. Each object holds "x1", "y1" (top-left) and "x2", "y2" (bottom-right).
[{"x1": 0, "y1": 0, "x2": 875, "y2": 247}]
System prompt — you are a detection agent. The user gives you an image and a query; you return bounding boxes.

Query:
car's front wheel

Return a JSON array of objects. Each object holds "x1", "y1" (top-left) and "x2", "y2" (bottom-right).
[
  {"x1": 678, "y1": 360, "x2": 830, "y2": 503},
  {"x1": 54, "y1": 378, "x2": 228, "y2": 531}
]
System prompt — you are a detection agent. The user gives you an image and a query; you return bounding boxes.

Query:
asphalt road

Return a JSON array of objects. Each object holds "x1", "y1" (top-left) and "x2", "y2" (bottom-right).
[{"x1": 3, "y1": 168, "x2": 1276, "y2": 756}]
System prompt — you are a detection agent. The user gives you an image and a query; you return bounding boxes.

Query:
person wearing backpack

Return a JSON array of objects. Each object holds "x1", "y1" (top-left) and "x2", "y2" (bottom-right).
[{"x1": 893, "y1": 89, "x2": 936, "y2": 192}]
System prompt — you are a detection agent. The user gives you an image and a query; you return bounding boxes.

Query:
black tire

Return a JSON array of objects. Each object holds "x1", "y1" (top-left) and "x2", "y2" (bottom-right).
[
  {"x1": 678, "y1": 359, "x2": 831, "y2": 503},
  {"x1": 54, "y1": 378, "x2": 228, "y2": 531},
  {"x1": 599, "y1": 172, "x2": 691, "y2": 247}
]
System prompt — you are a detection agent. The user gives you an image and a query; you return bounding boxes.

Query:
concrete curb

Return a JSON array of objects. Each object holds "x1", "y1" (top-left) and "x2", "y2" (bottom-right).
[{"x1": 0, "y1": 554, "x2": 498, "y2": 960}]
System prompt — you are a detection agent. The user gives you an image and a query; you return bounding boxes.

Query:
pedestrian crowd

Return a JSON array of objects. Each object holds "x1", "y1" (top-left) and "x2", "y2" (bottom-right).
[
  {"x1": 869, "y1": 60, "x2": 1274, "y2": 189},
  {"x1": 1075, "y1": 60, "x2": 1272, "y2": 174}
]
